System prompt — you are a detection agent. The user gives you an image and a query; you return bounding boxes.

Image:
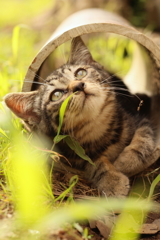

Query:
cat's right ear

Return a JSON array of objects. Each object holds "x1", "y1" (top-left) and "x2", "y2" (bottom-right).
[
  {"x1": 4, "y1": 91, "x2": 41, "y2": 124},
  {"x1": 68, "y1": 36, "x2": 95, "y2": 65}
]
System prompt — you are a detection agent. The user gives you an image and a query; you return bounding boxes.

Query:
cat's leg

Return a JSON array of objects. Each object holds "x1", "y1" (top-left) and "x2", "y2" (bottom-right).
[
  {"x1": 85, "y1": 156, "x2": 130, "y2": 198},
  {"x1": 114, "y1": 119, "x2": 160, "y2": 177}
]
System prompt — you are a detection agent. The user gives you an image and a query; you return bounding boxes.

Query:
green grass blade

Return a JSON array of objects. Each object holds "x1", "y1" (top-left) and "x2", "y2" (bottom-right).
[
  {"x1": 12, "y1": 25, "x2": 20, "y2": 62},
  {"x1": 53, "y1": 92, "x2": 94, "y2": 164},
  {"x1": 54, "y1": 134, "x2": 94, "y2": 164},
  {"x1": 148, "y1": 174, "x2": 160, "y2": 201},
  {"x1": 54, "y1": 134, "x2": 68, "y2": 144},
  {"x1": 56, "y1": 93, "x2": 75, "y2": 137},
  {"x1": 65, "y1": 136, "x2": 94, "y2": 165},
  {"x1": 54, "y1": 175, "x2": 78, "y2": 203},
  {"x1": 0, "y1": 128, "x2": 9, "y2": 139}
]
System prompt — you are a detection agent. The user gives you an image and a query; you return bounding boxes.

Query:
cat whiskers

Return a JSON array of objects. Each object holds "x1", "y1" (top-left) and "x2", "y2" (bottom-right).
[
  {"x1": 101, "y1": 86, "x2": 144, "y2": 111},
  {"x1": 110, "y1": 86, "x2": 144, "y2": 111},
  {"x1": 101, "y1": 88, "x2": 133, "y2": 98},
  {"x1": 26, "y1": 67, "x2": 47, "y2": 83},
  {"x1": 33, "y1": 72, "x2": 46, "y2": 82},
  {"x1": 100, "y1": 79, "x2": 125, "y2": 86},
  {"x1": 100, "y1": 70, "x2": 144, "y2": 111},
  {"x1": 102, "y1": 86, "x2": 131, "y2": 93},
  {"x1": 23, "y1": 79, "x2": 48, "y2": 87},
  {"x1": 100, "y1": 70, "x2": 126, "y2": 85},
  {"x1": 28, "y1": 65, "x2": 71, "y2": 86},
  {"x1": 13, "y1": 79, "x2": 47, "y2": 87}
]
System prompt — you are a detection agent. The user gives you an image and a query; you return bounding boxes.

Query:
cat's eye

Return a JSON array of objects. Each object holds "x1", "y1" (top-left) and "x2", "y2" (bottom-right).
[
  {"x1": 50, "y1": 91, "x2": 64, "y2": 101},
  {"x1": 75, "y1": 68, "x2": 87, "y2": 79}
]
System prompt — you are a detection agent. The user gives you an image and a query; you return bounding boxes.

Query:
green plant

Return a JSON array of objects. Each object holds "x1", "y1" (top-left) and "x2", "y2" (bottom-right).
[
  {"x1": 53, "y1": 93, "x2": 94, "y2": 165},
  {"x1": 0, "y1": 2, "x2": 160, "y2": 239}
]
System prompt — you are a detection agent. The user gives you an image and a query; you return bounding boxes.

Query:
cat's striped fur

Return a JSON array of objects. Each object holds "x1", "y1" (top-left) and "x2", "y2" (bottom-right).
[{"x1": 4, "y1": 36, "x2": 158, "y2": 197}]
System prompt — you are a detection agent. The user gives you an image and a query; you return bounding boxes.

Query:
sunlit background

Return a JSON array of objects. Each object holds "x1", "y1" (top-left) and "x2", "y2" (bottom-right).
[{"x1": 0, "y1": 1, "x2": 160, "y2": 240}]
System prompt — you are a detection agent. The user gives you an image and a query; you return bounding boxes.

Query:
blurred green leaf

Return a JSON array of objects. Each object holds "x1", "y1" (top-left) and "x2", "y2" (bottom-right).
[
  {"x1": 6, "y1": 135, "x2": 51, "y2": 225},
  {"x1": 65, "y1": 136, "x2": 94, "y2": 165},
  {"x1": 12, "y1": 25, "x2": 20, "y2": 62},
  {"x1": 37, "y1": 198, "x2": 157, "y2": 233},
  {"x1": 54, "y1": 134, "x2": 94, "y2": 165},
  {"x1": 54, "y1": 134, "x2": 68, "y2": 144},
  {"x1": 0, "y1": 128, "x2": 9, "y2": 139}
]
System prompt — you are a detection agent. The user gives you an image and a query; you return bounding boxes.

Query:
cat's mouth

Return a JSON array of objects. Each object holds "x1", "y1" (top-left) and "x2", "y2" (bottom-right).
[
  {"x1": 69, "y1": 81, "x2": 97, "y2": 99},
  {"x1": 67, "y1": 83, "x2": 102, "y2": 115},
  {"x1": 68, "y1": 89, "x2": 97, "y2": 114}
]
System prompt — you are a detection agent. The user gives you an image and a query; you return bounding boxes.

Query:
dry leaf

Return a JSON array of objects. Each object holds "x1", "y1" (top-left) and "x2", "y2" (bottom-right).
[
  {"x1": 89, "y1": 219, "x2": 97, "y2": 229},
  {"x1": 153, "y1": 218, "x2": 160, "y2": 231},
  {"x1": 96, "y1": 220, "x2": 111, "y2": 238},
  {"x1": 139, "y1": 223, "x2": 158, "y2": 234}
]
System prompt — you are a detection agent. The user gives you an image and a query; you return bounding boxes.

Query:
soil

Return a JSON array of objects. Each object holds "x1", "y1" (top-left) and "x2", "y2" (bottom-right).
[
  {"x1": 51, "y1": 159, "x2": 160, "y2": 240},
  {"x1": 0, "y1": 159, "x2": 159, "y2": 240}
]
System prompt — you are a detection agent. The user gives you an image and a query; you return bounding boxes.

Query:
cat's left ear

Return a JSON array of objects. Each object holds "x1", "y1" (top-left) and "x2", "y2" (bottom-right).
[
  {"x1": 68, "y1": 36, "x2": 95, "y2": 65},
  {"x1": 4, "y1": 91, "x2": 41, "y2": 125}
]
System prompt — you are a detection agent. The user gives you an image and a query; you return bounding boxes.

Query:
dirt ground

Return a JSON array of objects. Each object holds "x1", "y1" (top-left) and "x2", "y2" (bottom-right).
[{"x1": 0, "y1": 159, "x2": 160, "y2": 240}]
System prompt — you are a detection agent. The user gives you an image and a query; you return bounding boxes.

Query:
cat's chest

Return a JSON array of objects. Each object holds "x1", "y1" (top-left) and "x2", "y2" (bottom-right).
[{"x1": 58, "y1": 113, "x2": 135, "y2": 169}]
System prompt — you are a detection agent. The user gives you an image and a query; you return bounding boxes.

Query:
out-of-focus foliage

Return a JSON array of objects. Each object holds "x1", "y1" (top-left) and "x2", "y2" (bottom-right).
[
  {"x1": 0, "y1": 0, "x2": 53, "y2": 27},
  {"x1": 0, "y1": 1, "x2": 160, "y2": 239}
]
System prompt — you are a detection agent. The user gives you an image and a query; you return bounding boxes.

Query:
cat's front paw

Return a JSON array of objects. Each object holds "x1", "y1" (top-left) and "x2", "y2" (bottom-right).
[{"x1": 95, "y1": 171, "x2": 130, "y2": 198}]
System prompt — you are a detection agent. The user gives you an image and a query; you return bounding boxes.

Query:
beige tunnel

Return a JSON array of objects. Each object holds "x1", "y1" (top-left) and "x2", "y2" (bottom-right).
[{"x1": 22, "y1": 8, "x2": 160, "y2": 144}]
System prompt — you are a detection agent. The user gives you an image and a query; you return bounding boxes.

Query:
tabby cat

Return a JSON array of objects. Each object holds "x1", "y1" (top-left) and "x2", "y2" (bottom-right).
[{"x1": 4, "y1": 36, "x2": 159, "y2": 198}]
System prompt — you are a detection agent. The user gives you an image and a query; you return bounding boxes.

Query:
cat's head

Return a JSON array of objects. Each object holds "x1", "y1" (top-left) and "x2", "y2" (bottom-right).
[{"x1": 4, "y1": 37, "x2": 114, "y2": 141}]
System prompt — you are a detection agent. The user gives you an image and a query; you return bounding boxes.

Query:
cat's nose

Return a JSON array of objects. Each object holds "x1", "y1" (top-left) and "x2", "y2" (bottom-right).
[{"x1": 71, "y1": 81, "x2": 85, "y2": 92}]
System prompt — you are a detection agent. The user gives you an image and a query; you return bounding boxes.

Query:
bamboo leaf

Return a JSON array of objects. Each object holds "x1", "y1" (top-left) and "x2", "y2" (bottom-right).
[{"x1": 65, "y1": 136, "x2": 94, "y2": 165}]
